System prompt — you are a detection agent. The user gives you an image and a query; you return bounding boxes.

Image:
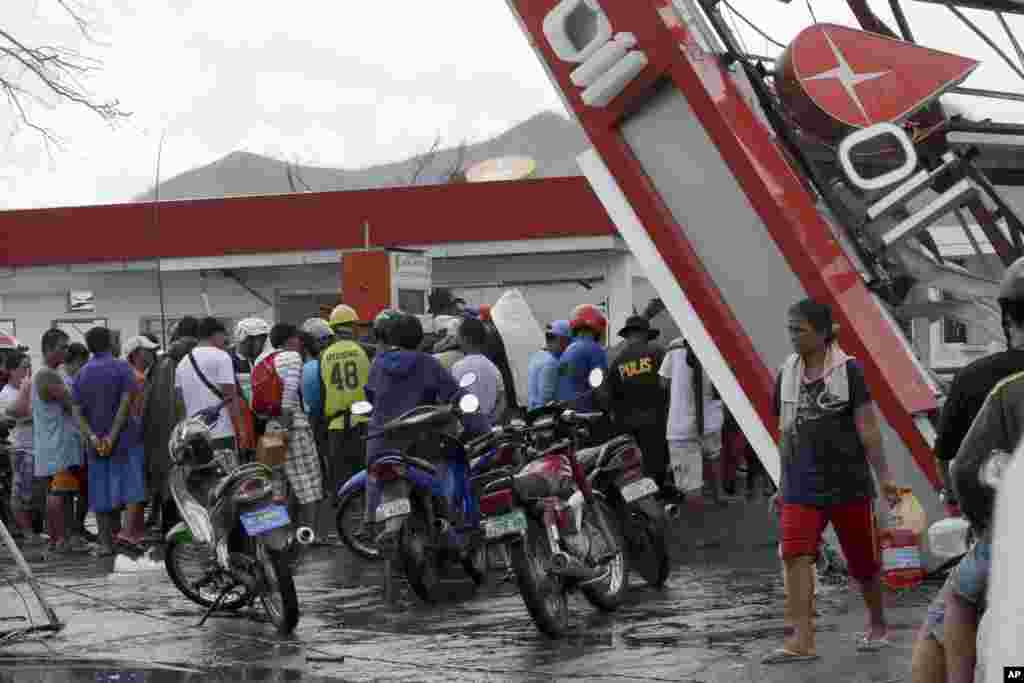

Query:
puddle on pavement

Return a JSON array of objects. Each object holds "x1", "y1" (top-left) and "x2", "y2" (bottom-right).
[{"x1": 0, "y1": 660, "x2": 333, "y2": 682}]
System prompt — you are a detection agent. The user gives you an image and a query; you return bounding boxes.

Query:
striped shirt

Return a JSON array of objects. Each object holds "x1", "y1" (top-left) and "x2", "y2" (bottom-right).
[{"x1": 271, "y1": 350, "x2": 308, "y2": 429}]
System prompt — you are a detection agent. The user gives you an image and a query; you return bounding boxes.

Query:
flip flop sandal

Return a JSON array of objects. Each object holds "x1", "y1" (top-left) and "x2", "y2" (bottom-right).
[
  {"x1": 761, "y1": 648, "x2": 820, "y2": 664},
  {"x1": 856, "y1": 636, "x2": 891, "y2": 652}
]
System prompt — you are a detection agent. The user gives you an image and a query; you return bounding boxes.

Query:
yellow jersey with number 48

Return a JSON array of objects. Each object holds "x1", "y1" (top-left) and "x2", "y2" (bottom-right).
[{"x1": 320, "y1": 339, "x2": 371, "y2": 430}]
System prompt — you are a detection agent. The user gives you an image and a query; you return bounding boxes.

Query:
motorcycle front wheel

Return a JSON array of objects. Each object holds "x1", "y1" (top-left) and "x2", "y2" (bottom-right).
[
  {"x1": 510, "y1": 518, "x2": 569, "y2": 638},
  {"x1": 257, "y1": 543, "x2": 299, "y2": 635},
  {"x1": 164, "y1": 536, "x2": 250, "y2": 611},
  {"x1": 580, "y1": 498, "x2": 628, "y2": 612},
  {"x1": 336, "y1": 488, "x2": 381, "y2": 561}
]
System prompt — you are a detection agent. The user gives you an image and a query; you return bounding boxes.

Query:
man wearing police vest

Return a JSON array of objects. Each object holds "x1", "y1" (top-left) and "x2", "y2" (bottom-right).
[
  {"x1": 604, "y1": 315, "x2": 670, "y2": 490},
  {"x1": 320, "y1": 304, "x2": 372, "y2": 495}
]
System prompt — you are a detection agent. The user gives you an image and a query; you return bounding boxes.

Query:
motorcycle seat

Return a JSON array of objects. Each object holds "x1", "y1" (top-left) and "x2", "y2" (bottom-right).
[
  {"x1": 576, "y1": 445, "x2": 604, "y2": 468},
  {"x1": 378, "y1": 405, "x2": 454, "y2": 435},
  {"x1": 578, "y1": 435, "x2": 637, "y2": 471}
]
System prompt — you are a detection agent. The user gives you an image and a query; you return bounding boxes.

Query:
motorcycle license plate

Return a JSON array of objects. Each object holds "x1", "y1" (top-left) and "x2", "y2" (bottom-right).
[
  {"x1": 376, "y1": 498, "x2": 411, "y2": 521},
  {"x1": 621, "y1": 477, "x2": 658, "y2": 503},
  {"x1": 482, "y1": 510, "x2": 527, "y2": 539},
  {"x1": 240, "y1": 504, "x2": 290, "y2": 536}
]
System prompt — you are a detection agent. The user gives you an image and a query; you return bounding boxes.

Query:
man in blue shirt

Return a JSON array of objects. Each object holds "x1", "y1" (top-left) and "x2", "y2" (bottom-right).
[
  {"x1": 528, "y1": 320, "x2": 570, "y2": 410},
  {"x1": 557, "y1": 304, "x2": 608, "y2": 410},
  {"x1": 300, "y1": 318, "x2": 334, "y2": 424}
]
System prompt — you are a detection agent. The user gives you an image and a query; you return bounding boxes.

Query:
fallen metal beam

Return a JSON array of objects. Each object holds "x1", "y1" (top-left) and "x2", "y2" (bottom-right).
[{"x1": 0, "y1": 519, "x2": 62, "y2": 632}]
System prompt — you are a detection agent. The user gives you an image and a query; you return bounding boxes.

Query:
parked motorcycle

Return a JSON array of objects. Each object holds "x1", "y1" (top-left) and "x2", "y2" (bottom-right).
[
  {"x1": 336, "y1": 418, "x2": 529, "y2": 562},
  {"x1": 163, "y1": 410, "x2": 313, "y2": 634},
  {"x1": 478, "y1": 368, "x2": 628, "y2": 638},
  {"x1": 351, "y1": 373, "x2": 493, "y2": 602},
  {"x1": 578, "y1": 429, "x2": 671, "y2": 588}
]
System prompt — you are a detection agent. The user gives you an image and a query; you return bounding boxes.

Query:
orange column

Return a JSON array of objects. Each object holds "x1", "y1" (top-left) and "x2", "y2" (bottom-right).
[{"x1": 341, "y1": 250, "x2": 392, "y2": 322}]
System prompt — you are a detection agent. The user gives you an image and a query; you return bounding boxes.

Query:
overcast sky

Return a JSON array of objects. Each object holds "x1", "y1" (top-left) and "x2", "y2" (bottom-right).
[{"x1": 1, "y1": 1, "x2": 1022, "y2": 210}]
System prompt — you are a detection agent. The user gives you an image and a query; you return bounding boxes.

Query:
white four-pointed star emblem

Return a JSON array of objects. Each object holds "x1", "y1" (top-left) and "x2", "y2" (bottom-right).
[{"x1": 801, "y1": 27, "x2": 890, "y2": 122}]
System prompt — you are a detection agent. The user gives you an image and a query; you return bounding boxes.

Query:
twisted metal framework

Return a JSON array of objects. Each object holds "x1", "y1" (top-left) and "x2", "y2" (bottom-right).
[{"x1": 695, "y1": 0, "x2": 1024, "y2": 344}]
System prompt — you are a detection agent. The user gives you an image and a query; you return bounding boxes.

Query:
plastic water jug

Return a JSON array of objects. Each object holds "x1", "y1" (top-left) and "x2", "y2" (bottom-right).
[
  {"x1": 880, "y1": 487, "x2": 926, "y2": 590},
  {"x1": 928, "y1": 517, "x2": 970, "y2": 560}
]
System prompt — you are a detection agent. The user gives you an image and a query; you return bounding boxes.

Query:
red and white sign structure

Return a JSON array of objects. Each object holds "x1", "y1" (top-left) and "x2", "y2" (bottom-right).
[
  {"x1": 776, "y1": 23, "x2": 978, "y2": 143},
  {"x1": 506, "y1": 0, "x2": 959, "y2": 490}
]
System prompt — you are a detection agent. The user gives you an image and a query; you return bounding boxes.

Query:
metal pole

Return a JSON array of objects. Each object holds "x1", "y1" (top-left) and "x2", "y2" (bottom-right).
[
  {"x1": 945, "y1": 2, "x2": 1024, "y2": 83},
  {"x1": 951, "y1": 85, "x2": 1024, "y2": 103},
  {"x1": 888, "y1": 0, "x2": 917, "y2": 41},
  {"x1": 0, "y1": 518, "x2": 62, "y2": 629},
  {"x1": 996, "y1": 11, "x2": 1024, "y2": 73},
  {"x1": 152, "y1": 131, "x2": 169, "y2": 348}
]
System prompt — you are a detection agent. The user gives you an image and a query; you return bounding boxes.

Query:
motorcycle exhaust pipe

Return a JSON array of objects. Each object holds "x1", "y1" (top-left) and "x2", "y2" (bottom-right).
[
  {"x1": 295, "y1": 526, "x2": 316, "y2": 545},
  {"x1": 664, "y1": 503, "x2": 682, "y2": 520},
  {"x1": 549, "y1": 550, "x2": 605, "y2": 582}
]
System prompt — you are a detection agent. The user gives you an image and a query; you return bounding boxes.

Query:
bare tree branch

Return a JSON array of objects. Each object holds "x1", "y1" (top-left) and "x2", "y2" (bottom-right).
[
  {"x1": 443, "y1": 139, "x2": 468, "y2": 184},
  {"x1": 406, "y1": 133, "x2": 442, "y2": 186},
  {"x1": 284, "y1": 158, "x2": 313, "y2": 193},
  {"x1": 55, "y1": 0, "x2": 98, "y2": 42},
  {"x1": 1, "y1": 1, "x2": 129, "y2": 146}
]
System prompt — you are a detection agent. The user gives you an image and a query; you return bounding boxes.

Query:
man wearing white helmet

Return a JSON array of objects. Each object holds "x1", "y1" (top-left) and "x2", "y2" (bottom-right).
[{"x1": 232, "y1": 317, "x2": 271, "y2": 439}]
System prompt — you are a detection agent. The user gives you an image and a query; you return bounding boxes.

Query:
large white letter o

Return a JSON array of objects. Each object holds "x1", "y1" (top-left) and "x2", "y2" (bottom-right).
[{"x1": 838, "y1": 122, "x2": 917, "y2": 192}]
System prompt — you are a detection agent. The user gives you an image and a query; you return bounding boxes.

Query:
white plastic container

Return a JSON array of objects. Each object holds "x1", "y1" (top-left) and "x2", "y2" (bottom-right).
[{"x1": 928, "y1": 517, "x2": 970, "y2": 560}]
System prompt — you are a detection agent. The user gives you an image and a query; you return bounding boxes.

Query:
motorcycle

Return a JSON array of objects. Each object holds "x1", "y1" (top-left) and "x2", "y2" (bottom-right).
[
  {"x1": 335, "y1": 419, "x2": 529, "y2": 562},
  {"x1": 577, "y1": 427, "x2": 672, "y2": 588},
  {"x1": 478, "y1": 368, "x2": 629, "y2": 638},
  {"x1": 163, "y1": 410, "x2": 313, "y2": 634},
  {"x1": 350, "y1": 373, "x2": 497, "y2": 601}
]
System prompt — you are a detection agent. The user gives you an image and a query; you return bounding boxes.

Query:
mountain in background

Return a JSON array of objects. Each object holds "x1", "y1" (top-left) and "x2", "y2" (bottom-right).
[{"x1": 136, "y1": 111, "x2": 589, "y2": 201}]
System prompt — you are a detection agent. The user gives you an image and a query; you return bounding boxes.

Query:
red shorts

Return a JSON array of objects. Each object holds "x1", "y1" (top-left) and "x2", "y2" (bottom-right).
[{"x1": 780, "y1": 498, "x2": 880, "y2": 582}]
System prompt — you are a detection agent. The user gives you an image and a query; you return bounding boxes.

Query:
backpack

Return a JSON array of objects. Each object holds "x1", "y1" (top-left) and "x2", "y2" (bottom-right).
[{"x1": 251, "y1": 351, "x2": 284, "y2": 417}]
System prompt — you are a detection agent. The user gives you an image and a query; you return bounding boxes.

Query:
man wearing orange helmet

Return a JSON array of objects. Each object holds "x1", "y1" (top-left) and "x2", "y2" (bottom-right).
[{"x1": 556, "y1": 304, "x2": 609, "y2": 411}]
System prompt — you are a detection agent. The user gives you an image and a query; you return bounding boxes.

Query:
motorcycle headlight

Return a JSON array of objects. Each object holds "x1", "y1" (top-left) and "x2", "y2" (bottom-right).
[{"x1": 168, "y1": 417, "x2": 213, "y2": 464}]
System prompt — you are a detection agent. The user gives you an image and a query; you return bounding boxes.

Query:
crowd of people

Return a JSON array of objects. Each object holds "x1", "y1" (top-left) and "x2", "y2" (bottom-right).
[
  {"x1": 2, "y1": 273, "x2": 1010, "y2": 679},
  {"x1": 0, "y1": 326, "x2": 162, "y2": 556},
  {"x1": 0, "y1": 297, "x2": 765, "y2": 561},
  {"x1": 526, "y1": 304, "x2": 769, "y2": 506}
]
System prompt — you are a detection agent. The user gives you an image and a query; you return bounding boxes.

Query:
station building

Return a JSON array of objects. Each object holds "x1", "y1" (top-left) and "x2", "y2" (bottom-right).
[{"x1": 0, "y1": 154, "x2": 1014, "y2": 376}]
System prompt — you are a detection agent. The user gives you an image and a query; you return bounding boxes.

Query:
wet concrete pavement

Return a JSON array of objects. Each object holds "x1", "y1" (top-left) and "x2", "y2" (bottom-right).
[{"x1": 0, "y1": 502, "x2": 936, "y2": 682}]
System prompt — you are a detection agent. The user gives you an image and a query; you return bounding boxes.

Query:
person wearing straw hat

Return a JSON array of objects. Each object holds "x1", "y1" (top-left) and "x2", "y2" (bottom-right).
[{"x1": 605, "y1": 315, "x2": 670, "y2": 490}]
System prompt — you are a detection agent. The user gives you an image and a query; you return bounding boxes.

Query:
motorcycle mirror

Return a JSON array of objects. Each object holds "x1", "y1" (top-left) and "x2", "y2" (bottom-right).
[
  {"x1": 351, "y1": 401, "x2": 374, "y2": 417},
  {"x1": 588, "y1": 368, "x2": 605, "y2": 388},
  {"x1": 459, "y1": 372, "x2": 478, "y2": 389},
  {"x1": 459, "y1": 393, "x2": 480, "y2": 414},
  {"x1": 981, "y1": 448, "x2": 1014, "y2": 489}
]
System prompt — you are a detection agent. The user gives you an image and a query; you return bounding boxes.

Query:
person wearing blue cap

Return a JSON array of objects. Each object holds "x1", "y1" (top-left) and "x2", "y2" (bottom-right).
[{"x1": 527, "y1": 320, "x2": 571, "y2": 411}]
